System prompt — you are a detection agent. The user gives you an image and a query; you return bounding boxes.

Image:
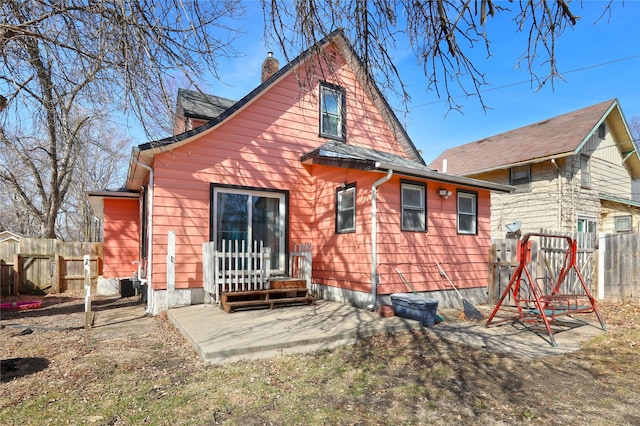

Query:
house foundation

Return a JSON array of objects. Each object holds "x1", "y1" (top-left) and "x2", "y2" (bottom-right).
[
  {"x1": 311, "y1": 282, "x2": 488, "y2": 310},
  {"x1": 143, "y1": 284, "x2": 487, "y2": 316},
  {"x1": 147, "y1": 287, "x2": 205, "y2": 315}
]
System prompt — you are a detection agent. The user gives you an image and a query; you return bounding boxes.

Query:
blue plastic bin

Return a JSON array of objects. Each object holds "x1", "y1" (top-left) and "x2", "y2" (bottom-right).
[{"x1": 391, "y1": 293, "x2": 439, "y2": 327}]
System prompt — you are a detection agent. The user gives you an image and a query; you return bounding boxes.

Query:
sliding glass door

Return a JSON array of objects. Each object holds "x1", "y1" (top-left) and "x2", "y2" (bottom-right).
[{"x1": 213, "y1": 187, "x2": 286, "y2": 273}]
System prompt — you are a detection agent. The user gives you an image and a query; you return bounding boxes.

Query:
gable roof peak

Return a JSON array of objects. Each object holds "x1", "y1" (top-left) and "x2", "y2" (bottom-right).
[
  {"x1": 429, "y1": 99, "x2": 621, "y2": 176},
  {"x1": 127, "y1": 30, "x2": 424, "y2": 188}
]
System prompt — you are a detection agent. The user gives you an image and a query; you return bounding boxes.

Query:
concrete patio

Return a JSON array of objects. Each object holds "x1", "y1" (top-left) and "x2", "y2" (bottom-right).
[{"x1": 167, "y1": 300, "x2": 606, "y2": 365}]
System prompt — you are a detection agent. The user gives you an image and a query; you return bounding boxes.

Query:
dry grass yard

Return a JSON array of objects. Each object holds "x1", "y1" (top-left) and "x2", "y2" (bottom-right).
[{"x1": 1, "y1": 295, "x2": 639, "y2": 425}]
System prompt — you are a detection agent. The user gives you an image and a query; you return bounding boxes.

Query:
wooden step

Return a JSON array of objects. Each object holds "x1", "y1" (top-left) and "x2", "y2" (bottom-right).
[
  {"x1": 223, "y1": 296, "x2": 315, "y2": 313},
  {"x1": 270, "y1": 279, "x2": 306, "y2": 289},
  {"x1": 221, "y1": 288, "x2": 314, "y2": 313}
]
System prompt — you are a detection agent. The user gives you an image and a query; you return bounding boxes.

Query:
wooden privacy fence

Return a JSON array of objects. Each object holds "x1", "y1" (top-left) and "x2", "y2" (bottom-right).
[
  {"x1": 0, "y1": 238, "x2": 102, "y2": 295},
  {"x1": 488, "y1": 230, "x2": 596, "y2": 304},
  {"x1": 598, "y1": 232, "x2": 640, "y2": 302}
]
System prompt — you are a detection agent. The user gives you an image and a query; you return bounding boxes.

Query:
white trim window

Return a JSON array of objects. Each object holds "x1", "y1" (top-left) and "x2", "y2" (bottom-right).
[
  {"x1": 401, "y1": 181, "x2": 426, "y2": 232},
  {"x1": 577, "y1": 215, "x2": 596, "y2": 234},
  {"x1": 457, "y1": 191, "x2": 477, "y2": 235},
  {"x1": 336, "y1": 184, "x2": 356, "y2": 233}
]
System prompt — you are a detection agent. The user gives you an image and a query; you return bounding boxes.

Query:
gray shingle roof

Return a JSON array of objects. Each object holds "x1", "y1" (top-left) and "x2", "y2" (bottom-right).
[
  {"x1": 304, "y1": 141, "x2": 434, "y2": 172},
  {"x1": 177, "y1": 88, "x2": 236, "y2": 121},
  {"x1": 429, "y1": 99, "x2": 617, "y2": 176},
  {"x1": 302, "y1": 141, "x2": 512, "y2": 193}
]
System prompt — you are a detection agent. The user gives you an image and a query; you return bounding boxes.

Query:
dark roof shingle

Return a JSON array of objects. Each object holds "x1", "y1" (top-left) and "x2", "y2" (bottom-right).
[{"x1": 177, "y1": 88, "x2": 236, "y2": 121}]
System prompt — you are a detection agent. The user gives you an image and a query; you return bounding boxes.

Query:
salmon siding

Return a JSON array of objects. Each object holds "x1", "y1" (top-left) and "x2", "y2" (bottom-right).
[
  {"x1": 93, "y1": 31, "x2": 508, "y2": 314},
  {"x1": 309, "y1": 168, "x2": 491, "y2": 294},
  {"x1": 147, "y1": 44, "x2": 420, "y2": 291},
  {"x1": 102, "y1": 198, "x2": 140, "y2": 279}
]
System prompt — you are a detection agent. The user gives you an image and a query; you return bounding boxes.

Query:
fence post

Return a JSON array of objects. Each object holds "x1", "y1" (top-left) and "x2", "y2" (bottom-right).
[
  {"x1": 13, "y1": 253, "x2": 19, "y2": 296},
  {"x1": 598, "y1": 233, "x2": 606, "y2": 300},
  {"x1": 54, "y1": 254, "x2": 61, "y2": 293},
  {"x1": 84, "y1": 254, "x2": 91, "y2": 330},
  {"x1": 488, "y1": 243, "x2": 497, "y2": 304},
  {"x1": 166, "y1": 230, "x2": 176, "y2": 309}
]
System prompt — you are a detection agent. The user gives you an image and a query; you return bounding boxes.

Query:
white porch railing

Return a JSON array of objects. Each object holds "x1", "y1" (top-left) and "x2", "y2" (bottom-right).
[
  {"x1": 203, "y1": 240, "x2": 271, "y2": 303},
  {"x1": 289, "y1": 243, "x2": 312, "y2": 288}
]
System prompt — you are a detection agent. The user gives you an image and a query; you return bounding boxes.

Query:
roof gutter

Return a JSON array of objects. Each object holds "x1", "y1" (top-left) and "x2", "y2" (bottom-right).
[
  {"x1": 368, "y1": 168, "x2": 394, "y2": 311},
  {"x1": 375, "y1": 162, "x2": 512, "y2": 193},
  {"x1": 132, "y1": 150, "x2": 154, "y2": 315}
]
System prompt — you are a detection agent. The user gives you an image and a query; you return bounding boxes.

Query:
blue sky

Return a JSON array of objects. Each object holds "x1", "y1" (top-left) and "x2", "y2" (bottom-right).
[{"x1": 153, "y1": 1, "x2": 640, "y2": 164}]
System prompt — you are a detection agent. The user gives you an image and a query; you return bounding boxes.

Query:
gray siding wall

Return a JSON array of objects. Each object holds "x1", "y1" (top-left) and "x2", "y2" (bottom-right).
[
  {"x1": 474, "y1": 162, "x2": 561, "y2": 237},
  {"x1": 470, "y1": 119, "x2": 639, "y2": 238},
  {"x1": 578, "y1": 120, "x2": 632, "y2": 198}
]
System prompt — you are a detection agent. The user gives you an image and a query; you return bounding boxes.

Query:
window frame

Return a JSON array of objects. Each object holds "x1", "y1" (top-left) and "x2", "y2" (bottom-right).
[
  {"x1": 457, "y1": 190, "x2": 478, "y2": 235},
  {"x1": 209, "y1": 183, "x2": 289, "y2": 274},
  {"x1": 577, "y1": 215, "x2": 597, "y2": 234},
  {"x1": 319, "y1": 82, "x2": 346, "y2": 141},
  {"x1": 614, "y1": 215, "x2": 632, "y2": 233},
  {"x1": 335, "y1": 183, "x2": 356, "y2": 234},
  {"x1": 509, "y1": 164, "x2": 531, "y2": 188},
  {"x1": 400, "y1": 180, "x2": 427, "y2": 232}
]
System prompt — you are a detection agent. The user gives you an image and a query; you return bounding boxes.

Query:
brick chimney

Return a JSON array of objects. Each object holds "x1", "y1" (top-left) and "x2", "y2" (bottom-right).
[{"x1": 261, "y1": 52, "x2": 279, "y2": 83}]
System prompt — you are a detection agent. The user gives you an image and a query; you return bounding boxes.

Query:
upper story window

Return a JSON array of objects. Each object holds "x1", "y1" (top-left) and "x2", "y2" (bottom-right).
[
  {"x1": 510, "y1": 164, "x2": 531, "y2": 187},
  {"x1": 457, "y1": 190, "x2": 477, "y2": 235},
  {"x1": 598, "y1": 122, "x2": 606, "y2": 139},
  {"x1": 581, "y1": 155, "x2": 591, "y2": 189},
  {"x1": 336, "y1": 184, "x2": 356, "y2": 233},
  {"x1": 401, "y1": 181, "x2": 426, "y2": 232},
  {"x1": 320, "y1": 82, "x2": 345, "y2": 141}
]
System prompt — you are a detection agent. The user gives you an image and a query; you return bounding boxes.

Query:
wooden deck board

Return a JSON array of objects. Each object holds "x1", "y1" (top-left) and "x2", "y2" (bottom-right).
[{"x1": 221, "y1": 288, "x2": 314, "y2": 313}]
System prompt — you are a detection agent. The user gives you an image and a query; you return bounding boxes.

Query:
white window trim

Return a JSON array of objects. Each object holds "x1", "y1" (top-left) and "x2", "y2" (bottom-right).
[
  {"x1": 336, "y1": 185, "x2": 356, "y2": 233},
  {"x1": 457, "y1": 191, "x2": 477, "y2": 235},
  {"x1": 577, "y1": 215, "x2": 597, "y2": 234},
  {"x1": 614, "y1": 216, "x2": 632, "y2": 233},
  {"x1": 401, "y1": 182, "x2": 426, "y2": 232}
]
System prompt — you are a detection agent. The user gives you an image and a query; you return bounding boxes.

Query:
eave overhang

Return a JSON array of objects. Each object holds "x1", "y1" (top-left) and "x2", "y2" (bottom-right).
[
  {"x1": 86, "y1": 189, "x2": 140, "y2": 219},
  {"x1": 302, "y1": 148, "x2": 513, "y2": 193},
  {"x1": 599, "y1": 193, "x2": 640, "y2": 209}
]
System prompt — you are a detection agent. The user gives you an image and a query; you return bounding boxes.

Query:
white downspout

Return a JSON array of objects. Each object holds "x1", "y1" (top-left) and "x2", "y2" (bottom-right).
[
  {"x1": 133, "y1": 154, "x2": 154, "y2": 315},
  {"x1": 368, "y1": 168, "x2": 394, "y2": 311}
]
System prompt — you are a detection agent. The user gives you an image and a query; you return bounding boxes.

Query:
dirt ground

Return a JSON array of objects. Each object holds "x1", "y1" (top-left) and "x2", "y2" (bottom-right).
[{"x1": 1, "y1": 294, "x2": 639, "y2": 425}]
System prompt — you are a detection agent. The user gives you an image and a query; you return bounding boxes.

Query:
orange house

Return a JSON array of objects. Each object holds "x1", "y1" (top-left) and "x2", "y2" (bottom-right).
[{"x1": 88, "y1": 30, "x2": 510, "y2": 315}]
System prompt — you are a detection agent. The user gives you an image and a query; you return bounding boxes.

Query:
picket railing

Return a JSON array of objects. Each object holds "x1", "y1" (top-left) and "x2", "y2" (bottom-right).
[
  {"x1": 289, "y1": 243, "x2": 312, "y2": 288},
  {"x1": 202, "y1": 240, "x2": 313, "y2": 303},
  {"x1": 203, "y1": 240, "x2": 271, "y2": 303}
]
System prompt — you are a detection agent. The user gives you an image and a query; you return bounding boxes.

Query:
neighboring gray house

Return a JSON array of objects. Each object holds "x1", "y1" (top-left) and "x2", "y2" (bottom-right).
[{"x1": 429, "y1": 99, "x2": 640, "y2": 237}]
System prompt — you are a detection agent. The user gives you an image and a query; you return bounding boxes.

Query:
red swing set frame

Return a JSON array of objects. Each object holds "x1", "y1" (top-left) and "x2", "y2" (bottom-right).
[{"x1": 485, "y1": 233, "x2": 606, "y2": 347}]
